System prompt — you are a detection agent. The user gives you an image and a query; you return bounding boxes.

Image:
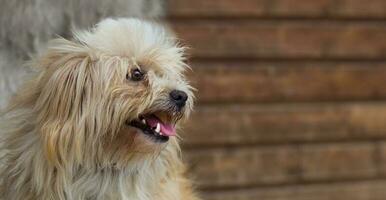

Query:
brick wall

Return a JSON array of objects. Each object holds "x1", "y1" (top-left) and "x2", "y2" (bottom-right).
[{"x1": 165, "y1": 1, "x2": 386, "y2": 199}]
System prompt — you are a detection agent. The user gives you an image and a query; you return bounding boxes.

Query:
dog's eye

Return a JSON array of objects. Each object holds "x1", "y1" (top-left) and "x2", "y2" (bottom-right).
[{"x1": 129, "y1": 68, "x2": 144, "y2": 81}]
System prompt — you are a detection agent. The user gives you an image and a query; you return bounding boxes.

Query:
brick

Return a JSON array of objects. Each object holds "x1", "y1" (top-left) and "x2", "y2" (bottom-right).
[
  {"x1": 167, "y1": 0, "x2": 386, "y2": 19},
  {"x1": 183, "y1": 103, "x2": 386, "y2": 147},
  {"x1": 186, "y1": 143, "x2": 377, "y2": 188},
  {"x1": 299, "y1": 143, "x2": 377, "y2": 181},
  {"x1": 188, "y1": 61, "x2": 386, "y2": 103},
  {"x1": 186, "y1": 146, "x2": 300, "y2": 188},
  {"x1": 202, "y1": 180, "x2": 386, "y2": 200},
  {"x1": 172, "y1": 21, "x2": 386, "y2": 59}
]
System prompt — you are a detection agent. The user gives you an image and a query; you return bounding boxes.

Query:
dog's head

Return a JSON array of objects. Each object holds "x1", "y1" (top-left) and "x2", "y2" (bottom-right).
[{"x1": 27, "y1": 18, "x2": 193, "y2": 168}]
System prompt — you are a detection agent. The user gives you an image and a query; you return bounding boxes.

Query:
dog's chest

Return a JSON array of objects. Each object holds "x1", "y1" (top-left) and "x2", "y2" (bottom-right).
[{"x1": 70, "y1": 169, "x2": 179, "y2": 200}]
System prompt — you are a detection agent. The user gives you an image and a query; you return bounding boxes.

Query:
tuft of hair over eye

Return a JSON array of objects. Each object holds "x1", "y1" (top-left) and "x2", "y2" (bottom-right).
[{"x1": 127, "y1": 68, "x2": 145, "y2": 81}]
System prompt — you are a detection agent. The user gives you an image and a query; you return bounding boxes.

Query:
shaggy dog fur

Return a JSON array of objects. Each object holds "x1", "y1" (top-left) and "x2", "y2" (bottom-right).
[
  {"x1": 0, "y1": 18, "x2": 200, "y2": 200},
  {"x1": 0, "y1": 0, "x2": 163, "y2": 109}
]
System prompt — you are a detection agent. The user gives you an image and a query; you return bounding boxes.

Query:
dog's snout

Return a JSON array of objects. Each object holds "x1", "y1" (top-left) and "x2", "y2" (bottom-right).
[{"x1": 170, "y1": 90, "x2": 188, "y2": 108}]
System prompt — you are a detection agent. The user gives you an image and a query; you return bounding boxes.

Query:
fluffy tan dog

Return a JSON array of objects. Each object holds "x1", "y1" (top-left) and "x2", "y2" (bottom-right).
[{"x1": 0, "y1": 18, "x2": 199, "y2": 200}]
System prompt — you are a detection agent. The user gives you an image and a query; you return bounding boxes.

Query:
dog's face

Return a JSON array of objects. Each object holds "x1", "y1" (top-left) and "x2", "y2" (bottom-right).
[{"x1": 32, "y1": 18, "x2": 193, "y2": 168}]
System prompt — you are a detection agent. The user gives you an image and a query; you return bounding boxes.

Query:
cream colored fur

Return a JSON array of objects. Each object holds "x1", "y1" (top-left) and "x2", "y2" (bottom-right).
[
  {"x1": 0, "y1": 18, "x2": 199, "y2": 200},
  {"x1": 0, "y1": 0, "x2": 164, "y2": 109}
]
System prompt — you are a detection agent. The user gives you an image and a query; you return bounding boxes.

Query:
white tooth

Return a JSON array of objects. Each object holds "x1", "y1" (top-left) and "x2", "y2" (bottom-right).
[
  {"x1": 142, "y1": 119, "x2": 146, "y2": 124},
  {"x1": 159, "y1": 131, "x2": 163, "y2": 136},
  {"x1": 155, "y1": 123, "x2": 161, "y2": 133}
]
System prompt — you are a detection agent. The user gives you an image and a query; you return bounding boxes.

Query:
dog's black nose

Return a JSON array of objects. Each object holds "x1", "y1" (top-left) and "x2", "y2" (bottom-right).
[{"x1": 170, "y1": 90, "x2": 188, "y2": 108}]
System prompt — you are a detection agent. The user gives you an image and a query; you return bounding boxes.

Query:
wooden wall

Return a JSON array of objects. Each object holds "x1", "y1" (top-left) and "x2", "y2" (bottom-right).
[{"x1": 166, "y1": 1, "x2": 386, "y2": 199}]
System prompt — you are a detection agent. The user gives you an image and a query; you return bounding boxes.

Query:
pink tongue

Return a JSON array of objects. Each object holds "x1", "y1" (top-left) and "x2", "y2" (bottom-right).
[{"x1": 145, "y1": 116, "x2": 176, "y2": 136}]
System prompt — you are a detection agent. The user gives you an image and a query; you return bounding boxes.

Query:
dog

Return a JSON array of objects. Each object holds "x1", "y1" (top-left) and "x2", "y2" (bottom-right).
[
  {"x1": 0, "y1": 18, "x2": 200, "y2": 200},
  {"x1": 0, "y1": 0, "x2": 163, "y2": 110}
]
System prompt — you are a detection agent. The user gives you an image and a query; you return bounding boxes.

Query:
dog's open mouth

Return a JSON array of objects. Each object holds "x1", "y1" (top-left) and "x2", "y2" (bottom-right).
[{"x1": 126, "y1": 111, "x2": 177, "y2": 143}]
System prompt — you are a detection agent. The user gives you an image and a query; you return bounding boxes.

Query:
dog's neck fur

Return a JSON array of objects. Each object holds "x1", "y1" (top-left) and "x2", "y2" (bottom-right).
[{"x1": 0, "y1": 110, "x2": 185, "y2": 200}]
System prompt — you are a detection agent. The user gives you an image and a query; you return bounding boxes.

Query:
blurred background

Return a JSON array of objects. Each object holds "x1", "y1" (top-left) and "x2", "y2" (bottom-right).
[
  {"x1": 168, "y1": 1, "x2": 386, "y2": 200},
  {"x1": 2, "y1": 0, "x2": 386, "y2": 200}
]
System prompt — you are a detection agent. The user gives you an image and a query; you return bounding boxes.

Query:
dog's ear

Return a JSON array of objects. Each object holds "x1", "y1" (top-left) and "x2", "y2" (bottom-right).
[{"x1": 34, "y1": 39, "x2": 94, "y2": 167}]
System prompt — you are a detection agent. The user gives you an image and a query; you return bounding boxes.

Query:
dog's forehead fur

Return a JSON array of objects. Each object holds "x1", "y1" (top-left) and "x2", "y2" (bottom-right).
[{"x1": 74, "y1": 18, "x2": 187, "y2": 74}]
